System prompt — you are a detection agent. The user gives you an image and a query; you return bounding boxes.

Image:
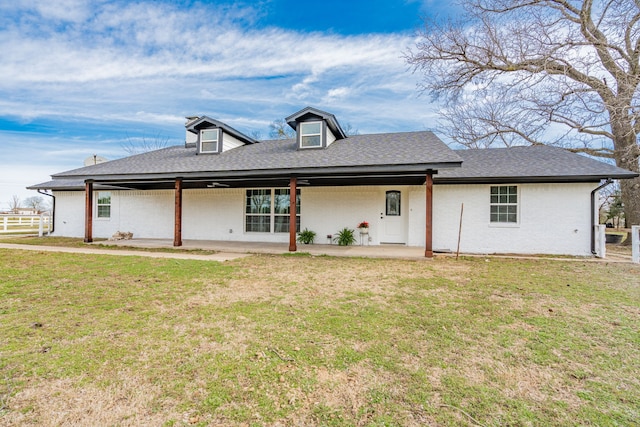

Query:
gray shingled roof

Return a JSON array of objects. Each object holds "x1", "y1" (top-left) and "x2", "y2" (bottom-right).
[
  {"x1": 28, "y1": 133, "x2": 637, "y2": 191},
  {"x1": 51, "y1": 131, "x2": 461, "y2": 179},
  {"x1": 435, "y1": 145, "x2": 637, "y2": 183}
]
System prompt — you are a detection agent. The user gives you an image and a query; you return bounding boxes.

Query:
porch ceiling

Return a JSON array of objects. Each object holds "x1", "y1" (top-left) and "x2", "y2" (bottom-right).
[{"x1": 93, "y1": 172, "x2": 431, "y2": 190}]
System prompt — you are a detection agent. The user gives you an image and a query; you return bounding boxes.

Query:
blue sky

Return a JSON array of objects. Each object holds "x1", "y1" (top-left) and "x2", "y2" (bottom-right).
[{"x1": 0, "y1": 0, "x2": 460, "y2": 209}]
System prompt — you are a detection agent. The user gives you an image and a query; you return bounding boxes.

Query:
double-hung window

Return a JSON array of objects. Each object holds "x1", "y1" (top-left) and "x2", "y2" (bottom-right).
[
  {"x1": 274, "y1": 189, "x2": 301, "y2": 232},
  {"x1": 300, "y1": 122, "x2": 322, "y2": 148},
  {"x1": 245, "y1": 188, "x2": 300, "y2": 233},
  {"x1": 200, "y1": 129, "x2": 220, "y2": 153},
  {"x1": 97, "y1": 192, "x2": 111, "y2": 218},
  {"x1": 490, "y1": 185, "x2": 518, "y2": 223},
  {"x1": 245, "y1": 189, "x2": 272, "y2": 232}
]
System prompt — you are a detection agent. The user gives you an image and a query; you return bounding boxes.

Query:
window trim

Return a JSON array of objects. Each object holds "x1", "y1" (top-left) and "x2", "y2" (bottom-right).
[
  {"x1": 199, "y1": 128, "x2": 220, "y2": 154},
  {"x1": 299, "y1": 121, "x2": 323, "y2": 149},
  {"x1": 245, "y1": 188, "x2": 300, "y2": 233},
  {"x1": 96, "y1": 191, "x2": 111, "y2": 219},
  {"x1": 489, "y1": 185, "x2": 519, "y2": 225}
]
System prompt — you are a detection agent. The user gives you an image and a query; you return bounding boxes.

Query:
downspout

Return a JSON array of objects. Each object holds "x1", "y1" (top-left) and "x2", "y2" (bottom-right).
[
  {"x1": 591, "y1": 178, "x2": 613, "y2": 254},
  {"x1": 37, "y1": 190, "x2": 55, "y2": 234}
]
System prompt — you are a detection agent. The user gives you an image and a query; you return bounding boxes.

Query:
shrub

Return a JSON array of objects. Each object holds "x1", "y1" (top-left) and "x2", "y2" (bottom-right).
[
  {"x1": 333, "y1": 227, "x2": 357, "y2": 246},
  {"x1": 297, "y1": 228, "x2": 316, "y2": 244}
]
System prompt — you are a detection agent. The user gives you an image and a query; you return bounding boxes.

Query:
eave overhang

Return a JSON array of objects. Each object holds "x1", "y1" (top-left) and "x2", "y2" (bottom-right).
[
  {"x1": 41, "y1": 162, "x2": 459, "y2": 191},
  {"x1": 32, "y1": 166, "x2": 638, "y2": 192},
  {"x1": 91, "y1": 172, "x2": 634, "y2": 190},
  {"x1": 434, "y1": 172, "x2": 639, "y2": 185}
]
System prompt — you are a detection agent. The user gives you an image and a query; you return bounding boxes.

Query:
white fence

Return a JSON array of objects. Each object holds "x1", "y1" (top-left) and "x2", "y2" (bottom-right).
[
  {"x1": 0, "y1": 214, "x2": 52, "y2": 236},
  {"x1": 633, "y1": 226, "x2": 639, "y2": 264},
  {"x1": 594, "y1": 224, "x2": 606, "y2": 258}
]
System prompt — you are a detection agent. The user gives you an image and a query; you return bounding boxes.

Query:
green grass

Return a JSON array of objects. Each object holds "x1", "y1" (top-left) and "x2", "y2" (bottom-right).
[
  {"x1": 0, "y1": 249, "x2": 638, "y2": 426},
  {"x1": 0, "y1": 236, "x2": 96, "y2": 246},
  {"x1": 0, "y1": 236, "x2": 218, "y2": 254}
]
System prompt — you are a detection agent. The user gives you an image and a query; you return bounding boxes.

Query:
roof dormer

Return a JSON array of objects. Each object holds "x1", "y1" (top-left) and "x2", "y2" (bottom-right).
[
  {"x1": 185, "y1": 116, "x2": 258, "y2": 154},
  {"x1": 285, "y1": 107, "x2": 347, "y2": 150}
]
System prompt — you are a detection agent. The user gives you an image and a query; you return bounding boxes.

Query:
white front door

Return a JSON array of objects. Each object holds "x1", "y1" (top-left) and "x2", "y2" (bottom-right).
[{"x1": 379, "y1": 190, "x2": 406, "y2": 244}]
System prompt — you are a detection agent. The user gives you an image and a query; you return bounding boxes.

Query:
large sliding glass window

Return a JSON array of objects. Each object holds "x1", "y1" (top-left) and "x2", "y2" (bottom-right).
[{"x1": 246, "y1": 188, "x2": 300, "y2": 233}]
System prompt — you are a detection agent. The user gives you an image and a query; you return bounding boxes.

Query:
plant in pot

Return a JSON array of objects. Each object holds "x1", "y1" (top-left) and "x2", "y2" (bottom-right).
[
  {"x1": 357, "y1": 221, "x2": 369, "y2": 233},
  {"x1": 333, "y1": 227, "x2": 357, "y2": 246},
  {"x1": 297, "y1": 228, "x2": 316, "y2": 244}
]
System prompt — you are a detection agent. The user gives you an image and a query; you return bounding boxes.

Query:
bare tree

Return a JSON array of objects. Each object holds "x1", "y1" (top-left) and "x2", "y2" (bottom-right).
[
  {"x1": 599, "y1": 182, "x2": 618, "y2": 220},
  {"x1": 407, "y1": 0, "x2": 640, "y2": 239},
  {"x1": 121, "y1": 133, "x2": 173, "y2": 155},
  {"x1": 23, "y1": 196, "x2": 44, "y2": 213},
  {"x1": 342, "y1": 123, "x2": 360, "y2": 136},
  {"x1": 269, "y1": 119, "x2": 296, "y2": 139},
  {"x1": 248, "y1": 130, "x2": 263, "y2": 140},
  {"x1": 8, "y1": 195, "x2": 20, "y2": 214},
  {"x1": 606, "y1": 190, "x2": 625, "y2": 228}
]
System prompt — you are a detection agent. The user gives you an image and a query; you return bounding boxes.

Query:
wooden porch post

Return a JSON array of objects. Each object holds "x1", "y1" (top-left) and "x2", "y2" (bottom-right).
[
  {"x1": 174, "y1": 178, "x2": 183, "y2": 247},
  {"x1": 425, "y1": 172, "x2": 433, "y2": 258},
  {"x1": 84, "y1": 180, "x2": 93, "y2": 243},
  {"x1": 289, "y1": 177, "x2": 297, "y2": 252}
]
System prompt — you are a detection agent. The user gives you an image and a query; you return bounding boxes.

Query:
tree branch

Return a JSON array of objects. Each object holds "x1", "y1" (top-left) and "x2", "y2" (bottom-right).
[{"x1": 566, "y1": 146, "x2": 615, "y2": 158}]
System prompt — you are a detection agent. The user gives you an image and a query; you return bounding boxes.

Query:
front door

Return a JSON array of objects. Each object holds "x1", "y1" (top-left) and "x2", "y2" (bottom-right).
[{"x1": 380, "y1": 190, "x2": 406, "y2": 244}]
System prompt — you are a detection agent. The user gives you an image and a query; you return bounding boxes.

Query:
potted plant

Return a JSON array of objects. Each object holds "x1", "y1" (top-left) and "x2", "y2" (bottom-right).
[
  {"x1": 333, "y1": 227, "x2": 357, "y2": 246},
  {"x1": 297, "y1": 228, "x2": 316, "y2": 244},
  {"x1": 357, "y1": 221, "x2": 369, "y2": 233}
]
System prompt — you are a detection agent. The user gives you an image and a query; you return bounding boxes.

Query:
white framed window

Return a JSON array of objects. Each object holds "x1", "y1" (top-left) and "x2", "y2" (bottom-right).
[
  {"x1": 96, "y1": 192, "x2": 111, "y2": 218},
  {"x1": 245, "y1": 189, "x2": 271, "y2": 233},
  {"x1": 490, "y1": 185, "x2": 518, "y2": 223},
  {"x1": 300, "y1": 122, "x2": 322, "y2": 148},
  {"x1": 200, "y1": 129, "x2": 220, "y2": 153},
  {"x1": 245, "y1": 188, "x2": 300, "y2": 233}
]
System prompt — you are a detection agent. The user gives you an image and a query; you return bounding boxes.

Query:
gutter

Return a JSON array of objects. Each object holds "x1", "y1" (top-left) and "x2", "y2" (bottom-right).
[
  {"x1": 591, "y1": 178, "x2": 613, "y2": 254},
  {"x1": 37, "y1": 190, "x2": 55, "y2": 234}
]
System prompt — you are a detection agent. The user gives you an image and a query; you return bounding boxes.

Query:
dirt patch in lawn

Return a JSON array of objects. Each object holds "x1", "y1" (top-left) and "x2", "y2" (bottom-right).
[{"x1": 5, "y1": 373, "x2": 179, "y2": 427}]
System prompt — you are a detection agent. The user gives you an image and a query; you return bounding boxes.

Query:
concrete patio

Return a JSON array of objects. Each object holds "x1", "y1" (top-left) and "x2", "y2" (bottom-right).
[
  {"x1": 99, "y1": 238, "x2": 430, "y2": 259},
  {"x1": 1, "y1": 237, "x2": 633, "y2": 262},
  {"x1": 97, "y1": 238, "x2": 633, "y2": 262}
]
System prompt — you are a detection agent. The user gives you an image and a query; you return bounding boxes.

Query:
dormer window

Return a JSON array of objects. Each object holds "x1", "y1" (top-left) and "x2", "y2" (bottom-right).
[
  {"x1": 200, "y1": 129, "x2": 220, "y2": 153},
  {"x1": 300, "y1": 122, "x2": 322, "y2": 148},
  {"x1": 187, "y1": 116, "x2": 258, "y2": 152}
]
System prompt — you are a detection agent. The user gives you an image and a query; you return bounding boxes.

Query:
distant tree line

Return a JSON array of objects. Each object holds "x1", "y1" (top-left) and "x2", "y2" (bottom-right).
[{"x1": 4, "y1": 195, "x2": 50, "y2": 214}]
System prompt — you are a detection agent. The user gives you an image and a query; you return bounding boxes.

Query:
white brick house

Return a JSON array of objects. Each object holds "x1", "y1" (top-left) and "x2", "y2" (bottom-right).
[{"x1": 30, "y1": 107, "x2": 638, "y2": 257}]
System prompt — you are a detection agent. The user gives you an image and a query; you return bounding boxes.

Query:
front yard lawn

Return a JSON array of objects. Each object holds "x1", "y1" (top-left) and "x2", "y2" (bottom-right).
[{"x1": 1, "y1": 250, "x2": 638, "y2": 426}]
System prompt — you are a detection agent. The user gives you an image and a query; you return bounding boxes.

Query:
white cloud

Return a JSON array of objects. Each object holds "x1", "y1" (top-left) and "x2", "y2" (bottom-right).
[
  {"x1": 291, "y1": 72, "x2": 321, "y2": 99},
  {"x1": 0, "y1": 0, "x2": 94, "y2": 23},
  {"x1": 323, "y1": 86, "x2": 352, "y2": 103},
  {"x1": 0, "y1": 0, "x2": 444, "y2": 205},
  {"x1": 0, "y1": 3, "x2": 412, "y2": 84}
]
